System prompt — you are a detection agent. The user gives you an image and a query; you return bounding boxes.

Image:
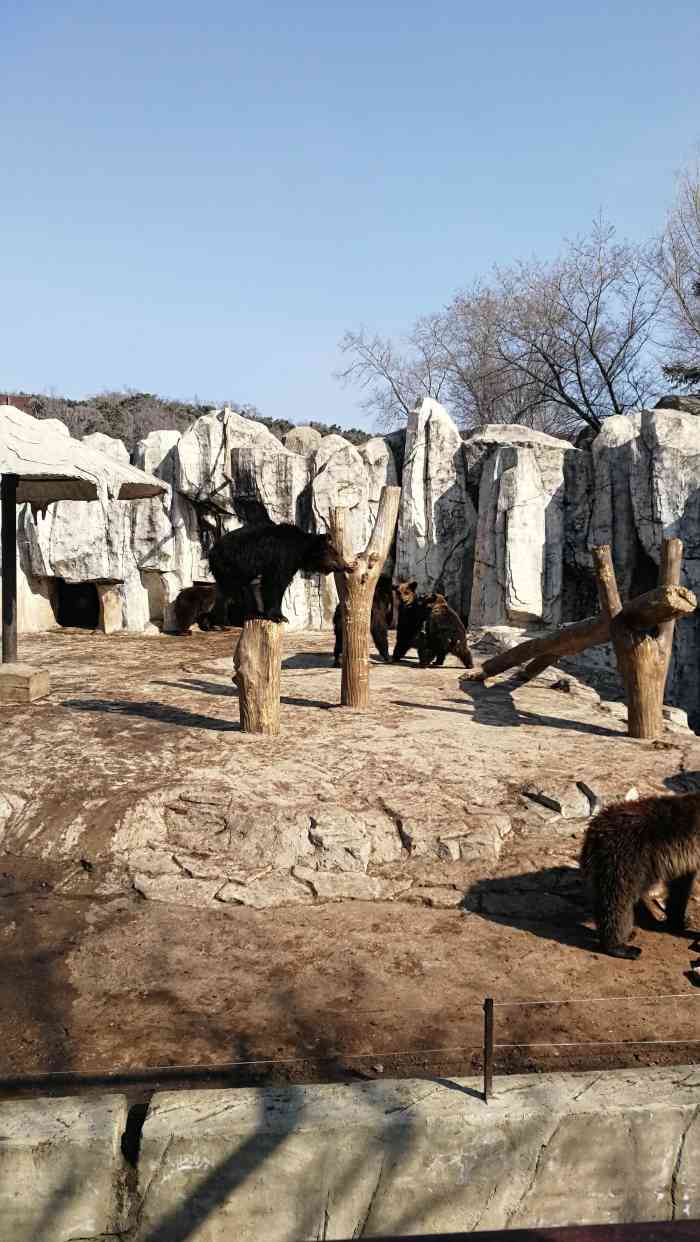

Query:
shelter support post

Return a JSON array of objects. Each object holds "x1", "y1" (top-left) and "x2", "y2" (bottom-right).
[{"x1": 1, "y1": 473, "x2": 18, "y2": 664}]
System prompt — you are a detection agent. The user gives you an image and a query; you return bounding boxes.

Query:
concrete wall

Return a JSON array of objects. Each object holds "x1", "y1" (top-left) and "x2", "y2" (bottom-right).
[{"x1": 2, "y1": 1065, "x2": 699, "y2": 1240}]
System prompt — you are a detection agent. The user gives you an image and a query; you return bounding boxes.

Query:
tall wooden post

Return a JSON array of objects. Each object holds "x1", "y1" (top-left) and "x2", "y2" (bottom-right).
[
  {"x1": 1, "y1": 474, "x2": 18, "y2": 664},
  {"x1": 233, "y1": 618, "x2": 283, "y2": 735},
  {"x1": 592, "y1": 541, "x2": 693, "y2": 740},
  {"x1": 330, "y1": 486, "x2": 401, "y2": 710}
]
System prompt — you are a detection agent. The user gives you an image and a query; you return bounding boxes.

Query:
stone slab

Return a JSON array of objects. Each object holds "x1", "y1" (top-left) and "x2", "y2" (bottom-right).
[
  {"x1": 0, "y1": 1093, "x2": 128, "y2": 1242},
  {"x1": 0, "y1": 663, "x2": 50, "y2": 703},
  {"x1": 136, "y1": 1065, "x2": 700, "y2": 1240}
]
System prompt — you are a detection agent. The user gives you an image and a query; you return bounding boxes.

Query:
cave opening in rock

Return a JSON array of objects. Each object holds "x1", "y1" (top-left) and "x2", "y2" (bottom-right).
[{"x1": 56, "y1": 579, "x2": 100, "y2": 629}]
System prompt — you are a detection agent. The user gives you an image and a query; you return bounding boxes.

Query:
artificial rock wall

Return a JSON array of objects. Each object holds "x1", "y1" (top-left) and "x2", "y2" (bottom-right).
[{"x1": 9, "y1": 398, "x2": 700, "y2": 718}]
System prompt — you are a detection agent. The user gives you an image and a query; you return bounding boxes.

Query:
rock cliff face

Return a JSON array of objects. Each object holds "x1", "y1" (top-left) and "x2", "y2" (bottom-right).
[
  {"x1": 8, "y1": 398, "x2": 700, "y2": 721},
  {"x1": 396, "y1": 398, "x2": 476, "y2": 616}
]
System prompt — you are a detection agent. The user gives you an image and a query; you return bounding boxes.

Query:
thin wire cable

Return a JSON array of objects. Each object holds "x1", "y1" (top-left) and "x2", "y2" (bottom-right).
[
  {"x1": 0, "y1": 1044, "x2": 485, "y2": 1080},
  {"x1": 492, "y1": 992, "x2": 700, "y2": 1008},
  {"x1": 495, "y1": 1038, "x2": 700, "y2": 1049}
]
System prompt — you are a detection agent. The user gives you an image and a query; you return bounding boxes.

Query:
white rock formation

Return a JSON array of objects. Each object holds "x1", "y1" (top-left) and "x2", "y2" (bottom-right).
[
  {"x1": 284, "y1": 425, "x2": 323, "y2": 455},
  {"x1": 466, "y1": 426, "x2": 572, "y2": 628},
  {"x1": 81, "y1": 432, "x2": 130, "y2": 464},
  {"x1": 396, "y1": 398, "x2": 476, "y2": 615}
]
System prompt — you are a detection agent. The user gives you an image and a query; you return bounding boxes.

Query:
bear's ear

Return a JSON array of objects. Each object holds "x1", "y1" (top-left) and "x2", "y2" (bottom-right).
[{"x1": 408, "y1": 579, "x2": 418, "y2": 591}]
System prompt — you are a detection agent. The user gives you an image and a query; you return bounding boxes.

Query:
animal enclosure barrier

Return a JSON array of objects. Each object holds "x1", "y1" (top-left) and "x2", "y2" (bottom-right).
[{"x1": 462, "y1": 538, "x2": 696, "y2": 740}]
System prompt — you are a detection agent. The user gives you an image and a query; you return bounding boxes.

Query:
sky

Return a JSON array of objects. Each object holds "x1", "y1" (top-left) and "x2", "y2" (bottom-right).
[{"x1": 1, "y1": 1, "x2": 699, "y2": 432}]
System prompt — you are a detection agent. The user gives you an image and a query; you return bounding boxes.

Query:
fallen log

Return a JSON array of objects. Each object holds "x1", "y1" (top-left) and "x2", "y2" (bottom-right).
[{"x1": 463, "y1": 584, "x2": 694, "y2": 685}]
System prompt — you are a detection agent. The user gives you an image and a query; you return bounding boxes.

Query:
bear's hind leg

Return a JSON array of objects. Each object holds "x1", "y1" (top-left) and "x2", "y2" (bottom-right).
[
  {"x1": 665, "y1": 872, "x2": 697, "y2": 934},
  {"x1": 596, "y1": 887, "x2": 642, "y2": 959}
]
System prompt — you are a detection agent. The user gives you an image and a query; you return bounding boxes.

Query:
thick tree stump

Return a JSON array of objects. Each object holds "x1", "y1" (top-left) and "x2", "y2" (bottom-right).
[
  {"x1": 233, "y1": 618, "x2": 283, "y2": 735},
  {"x1": 329, "y1": 485, "x2": 401, "y2": 710},
  {"x1": 592, "y1": 542, "x2": 693, "y2": 740}
]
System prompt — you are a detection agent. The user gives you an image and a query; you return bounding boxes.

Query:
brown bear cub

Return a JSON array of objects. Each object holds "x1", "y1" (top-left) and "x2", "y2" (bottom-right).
[
  {"x1": 580, "y1": 792, "x2": 700, "y2": 959},
  {"x1": 417, "y1": 593, "x2": 473, "y2": 669},
  {"x1": 392, "y1": 580, "x2": 431, "y2": 662},
  {"x1": 173, "y1": 584, "x2": 217, "y2": 635}
]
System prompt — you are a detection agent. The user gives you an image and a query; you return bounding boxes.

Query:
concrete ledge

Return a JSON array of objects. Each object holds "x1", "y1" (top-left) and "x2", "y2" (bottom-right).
[
  {"x1": 0, "y1": 1093, "x2": 128, "y2": 1242},
  {"x1": 0, "y1": 663, "x2": 50, "y2": 704},
  {"x1": 136, "y1": 1066, "x2": 700, "y2": 1240}
]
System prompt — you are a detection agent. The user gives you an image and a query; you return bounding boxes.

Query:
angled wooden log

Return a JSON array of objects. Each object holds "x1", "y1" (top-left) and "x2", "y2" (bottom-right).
[
  {"x1": 329, "y1": 485, "x2": 401, "y2": 710},
  {"x1": 592, "y1": 542, "x2": 693, "y2": 740},
  {"x1": 233, "y1": 618, "x2": 283, "y2": 735},
  {"x1": 463, "y1": 540, "x2": 695, "y2": 703}
]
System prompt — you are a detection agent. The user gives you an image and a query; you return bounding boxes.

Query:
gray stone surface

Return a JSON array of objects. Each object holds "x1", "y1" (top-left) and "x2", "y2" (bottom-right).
[
  {"x1": 396, "y1": 397, "x2": 476, "y2": 616},
  {"x1": 0, "y1": 1093, "x2": 128, "y2": 1242},
  {"x1": 467, "y1": 427, "x2": 571, "y2": 628},
  {"x1": 135, "y1": 1066, "x2": 700, "y2": 1240}
]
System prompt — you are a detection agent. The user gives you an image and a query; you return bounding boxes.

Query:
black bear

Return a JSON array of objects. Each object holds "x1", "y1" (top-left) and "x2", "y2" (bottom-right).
[
  {"x1": 417, "y1": 593, "x2": 473, "y2": 669},
  {"x1": 333, "y1": 574, "x2": 393, "y2": 666},
  {"x1": 172, "y1": 584, "x2": 217, "y2": 635},
  {"x1": 209, "y1": 521, "x2": 350, "y2": 623},
  {"x1": 392, "y1": 580, "x2": 431, "y2": 663}
]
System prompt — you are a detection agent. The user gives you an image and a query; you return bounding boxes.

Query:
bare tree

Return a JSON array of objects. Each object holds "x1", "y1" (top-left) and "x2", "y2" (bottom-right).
[
  {"x1": 336, "y1": 325, "x2": 450, "y2": 425},
  {"x1": 338, "y1": 220, "x2": 663, "y2": 437},
  {"x1": 657, "y1": 160, "x2": 700, "y2": 388},
  {"x1": 492, "y1": 221, "x2": 662, "y2": 432}
]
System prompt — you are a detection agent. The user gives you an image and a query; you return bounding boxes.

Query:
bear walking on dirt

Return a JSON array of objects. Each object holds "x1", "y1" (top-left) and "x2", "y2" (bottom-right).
[
  {"x1": 580, "y1": 792, "x2": 700, "y2": 959},
  {"x1": 172, "y1": 584, "x2": 218, "y2": 635},
  {"x1": 417, "y1": 592, "x2": 473, "y2": 669},
  {"x1": 209, "y1": 521, "x2": 350, "y2": 623},
  {"x1": 333, "y1": 574, "x2": 393, "y2": 666},
  {"x1": 392, "y1": 580, "x2": 431, "y2": 663}
]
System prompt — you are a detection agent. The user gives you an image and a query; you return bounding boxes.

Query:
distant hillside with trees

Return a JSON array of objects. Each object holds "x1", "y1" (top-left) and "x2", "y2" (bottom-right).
[{"x1": 2, "y1": 389, "x2": 371, "y2": 452}]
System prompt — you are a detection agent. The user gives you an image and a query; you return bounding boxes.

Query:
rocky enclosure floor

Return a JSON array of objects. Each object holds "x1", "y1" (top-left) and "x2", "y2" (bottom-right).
[{"x1": 2, "y1": 626, "x2": 700, "y2": 1091}]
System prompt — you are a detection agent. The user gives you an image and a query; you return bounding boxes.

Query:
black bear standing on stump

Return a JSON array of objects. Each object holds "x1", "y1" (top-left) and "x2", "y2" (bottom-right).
[
  {"x1": 333, "y1": 574, "x2": 393, "y2": 666},
  {"x1": 580, "y1": 792, "x2": 700, "y2": 959},
  {"x1": 417, "y1": 593, "x2": 473, "y2": 669},
  {"x1": 172, "y1": 584, "x2": 218, "y2": 635},
  {"x1": 209, "y1": 521, "x2": 350, "y2": 623},
  {"x1": 392, "y1": 580, "x2": 431, "y2": 663}
]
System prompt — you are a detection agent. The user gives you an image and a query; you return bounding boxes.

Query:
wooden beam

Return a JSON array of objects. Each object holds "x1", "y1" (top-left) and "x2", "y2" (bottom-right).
[{"x1": 1, "y1": 473, "x2": 18, "y2": 664}]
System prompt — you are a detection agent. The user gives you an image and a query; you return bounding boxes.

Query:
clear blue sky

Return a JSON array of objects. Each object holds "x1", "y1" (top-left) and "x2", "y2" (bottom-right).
[{"x1": 2, "y1": 0, "x2": 699, "y2": 430}]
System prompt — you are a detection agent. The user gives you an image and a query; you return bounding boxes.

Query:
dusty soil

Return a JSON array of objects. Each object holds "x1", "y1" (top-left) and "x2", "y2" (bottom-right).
[{"x1": 2, "y1": 625, "x2": 700, "y2": 1097}]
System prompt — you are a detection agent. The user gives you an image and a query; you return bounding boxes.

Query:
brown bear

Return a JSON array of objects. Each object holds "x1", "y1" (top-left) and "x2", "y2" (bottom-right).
[
  {"x1": 580, "y1": 791, "x2": 700, "y2": 959},
  {"x1": 392, "y1": 580, "x2": 431, "y2": 663},
  {"x1": 417, "y1": 593, "x2": 473, "y2": 668},
  {"x1": 172, "y1": 584, "x2": 217, "y2": 635}
]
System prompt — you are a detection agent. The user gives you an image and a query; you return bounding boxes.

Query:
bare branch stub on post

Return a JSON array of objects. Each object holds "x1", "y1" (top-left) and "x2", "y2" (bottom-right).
[
  {"x1": 233, "y1": 618, "x2": 283, "y2": 736},
  {"x1": 461, "y1": 538, "x2": 695, "y2": 741},
  {"x1": 329, "y1": 485, "x2": 401, "y2": 710}
]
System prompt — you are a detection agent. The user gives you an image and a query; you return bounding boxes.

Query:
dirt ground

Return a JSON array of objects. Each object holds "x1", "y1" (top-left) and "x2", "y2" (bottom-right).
[{"x1": 2, "y1": 625, "x2": 700, "y2": 1098}]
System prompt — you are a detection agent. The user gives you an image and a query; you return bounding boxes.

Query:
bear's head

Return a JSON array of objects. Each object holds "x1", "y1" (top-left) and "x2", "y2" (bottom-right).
[
  {"x1": 306, "y1": 533, "x2": 353, "y2": 575},
  {"x1": 394, "y1": 579, "x2": 419, "y2": 607},
  {"x1": 423, "y1": 592, "x2": 447, "y2": 608}
]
